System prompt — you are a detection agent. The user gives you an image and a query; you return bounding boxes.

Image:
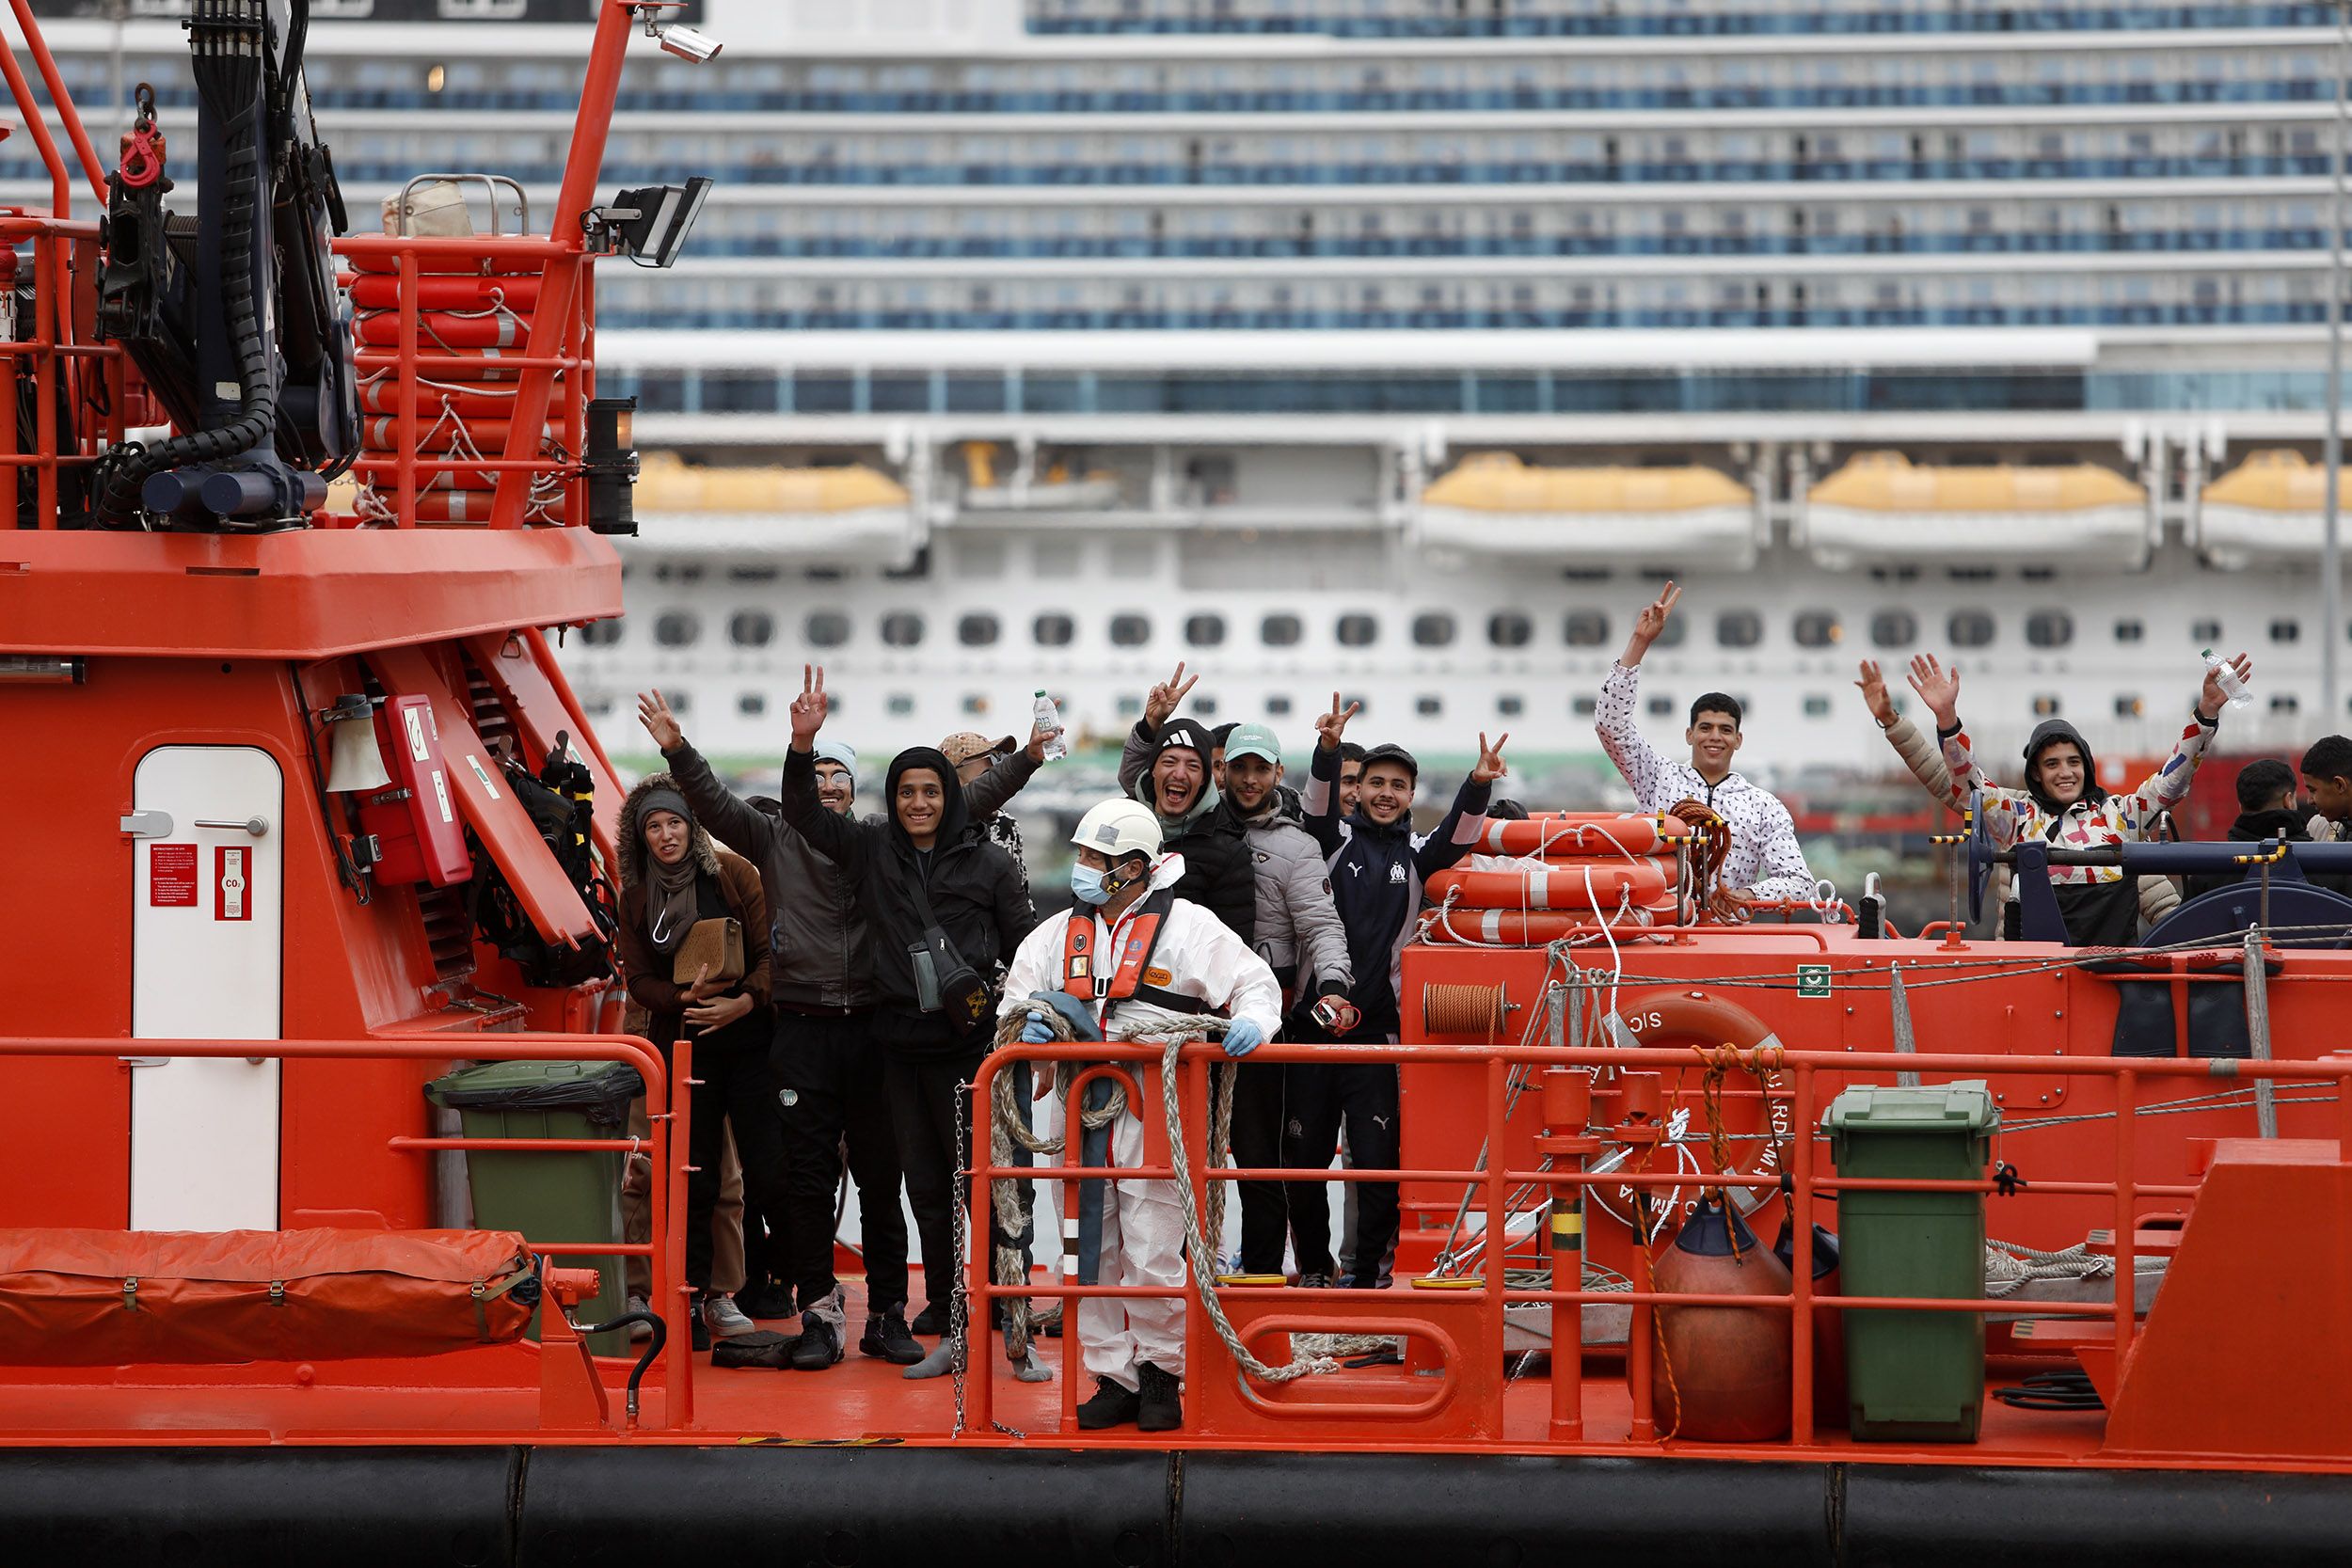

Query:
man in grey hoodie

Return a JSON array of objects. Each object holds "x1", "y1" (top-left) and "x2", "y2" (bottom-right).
[{"x1": 1219, "y1": 722, "x2": 1358, "y2": 1278}]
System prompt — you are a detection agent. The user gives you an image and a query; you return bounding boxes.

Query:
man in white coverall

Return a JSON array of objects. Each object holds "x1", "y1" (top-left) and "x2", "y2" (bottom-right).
[{"x1": 1001, "y1": 797, "x2": 1283, "y2": 1433}]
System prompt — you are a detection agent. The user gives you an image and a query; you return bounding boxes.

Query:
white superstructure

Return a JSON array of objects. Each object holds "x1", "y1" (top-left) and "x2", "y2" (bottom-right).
[{"x1": 15, "y1": 0, "x2": 2350, "y2": 776}]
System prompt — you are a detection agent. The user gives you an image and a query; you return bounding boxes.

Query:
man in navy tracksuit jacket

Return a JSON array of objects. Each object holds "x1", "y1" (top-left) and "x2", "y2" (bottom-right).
[{"x1": 1284, "y1": 697, "x2": 1503, "y2": 1288}]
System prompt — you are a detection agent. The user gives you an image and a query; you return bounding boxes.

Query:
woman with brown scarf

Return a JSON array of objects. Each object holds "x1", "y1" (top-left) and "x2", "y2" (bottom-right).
[{"x1": 616, "y1": 775, "x2": 792, "y2": 1354}]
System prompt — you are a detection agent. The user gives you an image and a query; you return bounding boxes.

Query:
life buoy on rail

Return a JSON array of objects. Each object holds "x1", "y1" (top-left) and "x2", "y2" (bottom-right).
[
  {"x1": 1586, "y1": 988, "x2": 1792, "y2": 1228},
  {"x1": 1420, "y1": 905, "x2": 1665, "y2": 946},
  {"x1": 1425, "y1": 859, "x2": 1670, "y2": 911},
  {"x1": 1473, "y1": 815, "x2": 1690, "y2": 858}
]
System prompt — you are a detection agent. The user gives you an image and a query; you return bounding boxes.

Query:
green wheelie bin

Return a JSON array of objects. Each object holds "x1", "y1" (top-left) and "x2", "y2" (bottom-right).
[
  {"x1": 1824, "y1": 1080, "x2": 2000, "y2": 1442},
  {"x1": 426, "y1": 1058, "x2": 641, "y2": 1357}
]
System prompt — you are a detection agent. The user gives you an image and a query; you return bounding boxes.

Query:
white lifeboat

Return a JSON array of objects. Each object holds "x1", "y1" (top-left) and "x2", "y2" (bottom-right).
[
  {"x1": 2195, "y1": 450, "x2": 2352, "y2": 567},
  {"x1": 623, "y1": 452, "x2": 917, "y2": 559},
  {"x1": 1800, "y1": 451, "x2": 2150, "y2": 570}
]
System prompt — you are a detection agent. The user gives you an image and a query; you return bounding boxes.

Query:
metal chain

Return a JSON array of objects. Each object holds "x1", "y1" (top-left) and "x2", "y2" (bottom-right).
[{"x1": 948, "y1": 1073, "x2": 1028, "y2": 1441}]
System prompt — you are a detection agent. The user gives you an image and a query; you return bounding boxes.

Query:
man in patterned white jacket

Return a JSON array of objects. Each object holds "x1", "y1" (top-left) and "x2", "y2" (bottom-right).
[{"x1": 1596, "y1": 581, "x2": 1817, "y2": 914}]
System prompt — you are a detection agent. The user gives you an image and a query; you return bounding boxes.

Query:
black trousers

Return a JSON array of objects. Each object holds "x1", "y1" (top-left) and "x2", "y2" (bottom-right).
[
  {"x1": 1280, "y1": 1061, "x2": 1401, "y2": 1287},
  {"x1": 887, "y1": 1048, "x2": 1023, "y2": 1314},
  {"x1": 679, "y1": 1017, "x2": 795, "y2": 1296},
  {"x1": 773, "y1": 1010, "x2": 911, "y2": 1316},
  {"x1": 1229, "y1": 1060, "x2": 1291, "y2": 1275}
]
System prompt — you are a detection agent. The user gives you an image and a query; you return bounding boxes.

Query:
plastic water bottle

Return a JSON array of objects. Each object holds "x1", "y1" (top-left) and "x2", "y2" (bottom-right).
[
  {"x1": 1033, "y1": 689, "x2": 1067, "y2": 761},
  {"x1": 2201, "y1": 648, "x2": 2251, "y2": 712}
]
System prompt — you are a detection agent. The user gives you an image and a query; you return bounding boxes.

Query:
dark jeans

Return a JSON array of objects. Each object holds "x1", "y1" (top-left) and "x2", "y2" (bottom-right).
[
  {"x1": 1281, "y1": 1061, "x2": 1401, "y2": 1287},
  {"x1": 679, "y1": 1017, "x2": 794, "y2": 1296},
  {"x1": 1230, "y1": 1060, "x2": 1290, "y2": 1275},
  {"x1": 886, "y1": 1048, "x2": 1020, "y2": 1315},
  {"x1": 772, "y1": 1010, "x2": 910, "y2": 1315}
]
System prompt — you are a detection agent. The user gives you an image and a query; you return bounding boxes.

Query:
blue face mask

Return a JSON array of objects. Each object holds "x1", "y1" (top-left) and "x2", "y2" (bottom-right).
[{"x1": 1070, "y1": 864, "x2": 1112, "y2": 906}]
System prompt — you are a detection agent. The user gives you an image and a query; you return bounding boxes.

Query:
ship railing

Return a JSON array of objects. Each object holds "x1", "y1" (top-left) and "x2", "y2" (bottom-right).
[
  {"x1": 964, "y1": 1037, "x2": 2352, "y2": 1447},
  {"x1": 0, "y1": 0, "x2": 128, "y2": 533},
  {"x1": 5, "y1": 1029, "x2": 696, "y2": 1433}
]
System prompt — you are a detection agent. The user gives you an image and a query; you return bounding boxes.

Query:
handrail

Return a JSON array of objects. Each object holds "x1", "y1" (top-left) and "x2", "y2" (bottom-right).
[
  {"x1": 4, "y1": 1030, "x2": 693, "y2": 1431},
  {"x1": 966, "y1": 1037, "x2": 2352, "y2": 1448}
]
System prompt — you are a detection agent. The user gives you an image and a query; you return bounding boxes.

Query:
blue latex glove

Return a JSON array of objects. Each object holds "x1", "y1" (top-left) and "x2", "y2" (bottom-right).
[
  {"x1": 1220, "y1": 1017, "x2": 1265, "y2": 1058},
  {"x1": 1020, "y1": 1011, "x2": 1055, "y2": 1044}
]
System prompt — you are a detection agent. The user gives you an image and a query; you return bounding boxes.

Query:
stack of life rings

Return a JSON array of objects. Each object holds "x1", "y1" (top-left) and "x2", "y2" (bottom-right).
[
  {"x1": 344, "y1": 245, "x2": 565, "y2": 526},
  {"x1": 1420, "y1": 813, "x2": 1697, "y2": 947}
]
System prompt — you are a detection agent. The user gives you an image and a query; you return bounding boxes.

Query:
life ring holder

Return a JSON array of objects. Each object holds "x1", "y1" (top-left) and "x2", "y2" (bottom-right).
[{"x1": 1582, "y1": 988, "x2": 1793, "y2": 1235}]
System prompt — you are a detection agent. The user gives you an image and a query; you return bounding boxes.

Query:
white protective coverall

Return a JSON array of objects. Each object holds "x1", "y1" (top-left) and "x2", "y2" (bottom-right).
[{"x1": 997, "y1": 853, "x2": 1284, "y2": 1391}]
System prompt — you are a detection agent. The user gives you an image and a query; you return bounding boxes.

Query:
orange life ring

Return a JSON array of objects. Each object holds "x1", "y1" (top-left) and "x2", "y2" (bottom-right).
[
  {"x1": 1420, "y1": 904, "x2": 1667, "y2": 945},
  {"x1": 348, "y1": 274, "x2": 543, "y2": 312},
  {"x1": 1425, "y1": 859, "x2": 1670, "y2": 910},
  {"x1": 1588, "y1": 988, "x2": 1791, "y2": 1227},
  {"x1": 1474, "y1": 815, "x2": 1688, "y2": 858}
]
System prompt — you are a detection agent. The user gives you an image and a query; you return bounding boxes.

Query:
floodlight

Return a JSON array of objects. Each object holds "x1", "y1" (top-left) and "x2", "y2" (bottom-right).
[{"x1": 605, "y1": 176, "x2": 712, "y2": 269}]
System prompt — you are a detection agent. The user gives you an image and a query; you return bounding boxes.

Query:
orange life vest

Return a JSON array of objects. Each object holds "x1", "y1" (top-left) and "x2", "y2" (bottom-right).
[{"x1": 1059, "y1": 888, "x2": 1207, "y2": 1016}]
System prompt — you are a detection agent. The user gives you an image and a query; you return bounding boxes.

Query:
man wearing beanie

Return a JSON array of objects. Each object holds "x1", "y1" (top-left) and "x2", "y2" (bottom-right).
[{"x1": 1115, "y1": 663, "x2": 1256, "y2": 942}]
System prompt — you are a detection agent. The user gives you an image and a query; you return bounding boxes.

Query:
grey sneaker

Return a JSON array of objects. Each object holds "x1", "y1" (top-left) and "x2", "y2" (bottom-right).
[
  {"x1": 624, "y1": 1292, "x2": 654, "y2": 1342},
  {"x1": 702, "y1": 1293, "x2": 757, "y2": 1339}
]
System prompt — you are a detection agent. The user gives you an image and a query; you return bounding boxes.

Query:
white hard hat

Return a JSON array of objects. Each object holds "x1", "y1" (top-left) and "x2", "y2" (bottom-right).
[{"x1": 1071, "y1": 798, "x2": 1163, "y2": 863}]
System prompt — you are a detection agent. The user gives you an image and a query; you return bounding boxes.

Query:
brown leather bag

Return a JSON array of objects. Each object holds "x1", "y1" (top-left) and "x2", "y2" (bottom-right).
[{"x1": 671, "y1": 916, "x2": 744, "y2": 986}]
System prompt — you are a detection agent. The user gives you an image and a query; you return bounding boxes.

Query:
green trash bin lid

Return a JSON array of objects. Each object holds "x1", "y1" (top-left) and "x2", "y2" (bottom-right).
[
  {"x1": 1823, "y1": 1079, "x2": 1999, "y2": 1135},
  {"x1": 425, "y1": 1058, "x2": 643, "y2": 1127}
]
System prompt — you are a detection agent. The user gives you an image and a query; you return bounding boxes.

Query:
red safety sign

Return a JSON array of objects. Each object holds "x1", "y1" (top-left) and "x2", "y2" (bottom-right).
[
  {"x1": 215, "y1": 845, "x2": 252, "y2": 922},
  {"x1": 149, "y1": 843, "x2": 199, "y2": 907}
]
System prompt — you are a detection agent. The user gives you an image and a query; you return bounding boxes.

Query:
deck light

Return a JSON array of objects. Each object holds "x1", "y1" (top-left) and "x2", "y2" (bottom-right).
[{"x1": 597, "y1": 177, "x2": 712, "y2": 270}]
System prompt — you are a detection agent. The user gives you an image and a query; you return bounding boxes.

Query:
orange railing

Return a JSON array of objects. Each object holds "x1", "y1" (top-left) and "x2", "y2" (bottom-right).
[
  {"x1": 963, "y1": 1037, "x2": 2352, "y2": 1447},
  {"x1": 3, "y1": 1030, "x2": 697, "y2": 1430}
]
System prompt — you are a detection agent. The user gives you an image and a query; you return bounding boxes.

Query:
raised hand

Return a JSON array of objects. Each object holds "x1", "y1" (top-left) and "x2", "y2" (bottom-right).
[
  {"x1": 1907, "y1": 655, "x2": 1962, "y2": 730},
  {"x1": 788, "y1": 664, "x2": 829, "y2": 748},
  {"x1": 1470, "y1": 730, "x2": 1510, "y2": 784},
  {"x1": 2198, "y1": 652, "x2": 2254, "y2": 721},
  {"x1": 1623, "y1": 579, "x2": 1681, "y2": 664},
  {"x1": 1142, "y1": 660, "x2": 1200, "y2": 732},
  {"x1": 636, "y1": 689, "x2": 684, "y2": 752},
  {"x1": 1854, "y1": 660, "x2": 1896, "y2": 725},
  {"x1": 1314, "y1": 690, "x2": 1359, "y2": 752},
  {"x1": 1025, "y1": 712, "x2": 1064, "y2": 764}
]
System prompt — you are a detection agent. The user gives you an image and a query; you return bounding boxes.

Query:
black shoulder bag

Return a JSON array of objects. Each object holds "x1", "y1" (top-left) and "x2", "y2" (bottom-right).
[{"x1": 903, "y1": 864, "x2": 992, "y2": 1035}]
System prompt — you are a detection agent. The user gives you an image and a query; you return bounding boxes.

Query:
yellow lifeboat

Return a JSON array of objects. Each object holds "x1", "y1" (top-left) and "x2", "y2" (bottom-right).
[
  {"x1": 1801, "y1": 451, "x2": 2149, "y2": 569},
  {"x1": 2196, "y1": 449, "x2": 2352, "y2": 566},
  {"x1": 626, "y1": 451, "x2": 916, "y2": 559},
  {"x1": 1417, "y1": 453, "x2": 1756, "y2": 564}
]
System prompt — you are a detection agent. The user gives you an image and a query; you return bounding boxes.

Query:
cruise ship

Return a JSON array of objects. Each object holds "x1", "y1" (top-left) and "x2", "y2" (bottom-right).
[{"x1": 16, "y1": 0, "x2": 2352, "y2": 779}]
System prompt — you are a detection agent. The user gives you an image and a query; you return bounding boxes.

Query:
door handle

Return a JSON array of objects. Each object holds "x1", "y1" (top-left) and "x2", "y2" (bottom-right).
[
  {"x1": 119, "y1": 811, "x2": 175, "y2": 838},
  {"x1": 119, "y1": 1056, "x2": 168, "y2": 1068},
  {"x1": 195, "y1": 816, "x2": 271, "y2": 837}
]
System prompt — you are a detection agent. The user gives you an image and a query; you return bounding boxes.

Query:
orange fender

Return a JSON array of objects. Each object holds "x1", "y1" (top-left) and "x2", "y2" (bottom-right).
[{"x1": 1425, "y1": 859, "x2": 1669, "y2": 910}]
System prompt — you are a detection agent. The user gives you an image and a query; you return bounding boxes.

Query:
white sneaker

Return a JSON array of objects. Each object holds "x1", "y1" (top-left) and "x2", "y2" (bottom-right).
[
  {"x1": 702, "y1": 1293, "x2": 756, "y2": 1339},
  {"x1": 624, "y1": 1293, "x2": 654, "y2": 1342}
]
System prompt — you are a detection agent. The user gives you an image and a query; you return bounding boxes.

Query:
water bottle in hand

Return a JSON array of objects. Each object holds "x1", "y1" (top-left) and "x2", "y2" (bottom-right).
[
  {"x1": 2201, "y1": 648, "x2": 2251, "y2": 711},
  {"x1": 1033, "y1": 689, "x2": 1068, "y2": 761}
]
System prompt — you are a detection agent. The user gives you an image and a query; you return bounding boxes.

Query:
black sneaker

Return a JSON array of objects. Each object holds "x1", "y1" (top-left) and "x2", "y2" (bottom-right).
[
  {"x1": 1075, "y1": 1376, "x2": 1141, "y2": 1431},
  {"x1": 789, "y1": 1312, "x2": 844, "y2": 1370},
  {"x1": 690, "y1": 1298, "x2": 712, "y2": 1354},
  {"x1": 1296, "y1": 1272, "x2": 1331, "y2": 1290},
  {"x1": 1136, "y1": 1362, "x2": 1183, "y2": 1433},
  {"x1": 860, "y1": 1310, "x2": 925, "y2": 1366},
  {"x1": 910, "y1": 1301, "x2": 951, "y2": 1338},
  {"x1": 738, "y1": 1280, "x2": 795, "y2": 1321}
]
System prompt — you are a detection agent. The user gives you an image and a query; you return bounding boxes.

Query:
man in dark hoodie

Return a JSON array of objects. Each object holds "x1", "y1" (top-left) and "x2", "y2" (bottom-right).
[
  {"x1": 1117, "y1": 663, "x2": 1257, "y2": 942},
  {"x1": 2185, "y1": 759, "x2": 2351, "y2": 899},
  {"x1": 638, "y1": 689, "x2": 1041, "y2": 1370},
  {"x1": 778, "y1": 667, "x2": 1041, "y2": 1371},
  {"x1": 1288, "y1": 696, "x2": 1504, "y2": 1289}
]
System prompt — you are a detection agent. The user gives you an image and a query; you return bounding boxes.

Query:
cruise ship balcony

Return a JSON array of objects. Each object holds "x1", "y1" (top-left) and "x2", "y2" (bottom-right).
[
  {"x1": 1416, "y1": 453, "x2": 1759, "y2": 564},
  {"x1": 2194, "y1": 448, "x2": 2352, "y2": 567},
  {"x1": 1797, "y1": 451, "x2": 2152, "y2": 568},
  {"x1": 624, "y1": 453, "x2": 918, "y2": 562}
]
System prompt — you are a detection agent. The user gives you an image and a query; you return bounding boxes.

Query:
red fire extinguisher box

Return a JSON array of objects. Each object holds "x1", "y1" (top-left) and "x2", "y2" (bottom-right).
[{"x1": 358, "y1": 693, "x2": 473, "y2": 887}]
